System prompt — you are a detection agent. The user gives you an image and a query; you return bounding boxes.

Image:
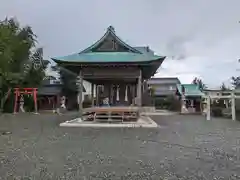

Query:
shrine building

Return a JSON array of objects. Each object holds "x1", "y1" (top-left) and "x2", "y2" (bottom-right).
[{"x1": 52, "y1": 26, "x2": 166, "y2": 115}]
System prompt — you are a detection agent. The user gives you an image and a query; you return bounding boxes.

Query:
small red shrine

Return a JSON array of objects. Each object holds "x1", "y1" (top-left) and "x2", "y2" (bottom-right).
[{"x1": 13, "y1": 88, "x2": 38, "y2": 114}]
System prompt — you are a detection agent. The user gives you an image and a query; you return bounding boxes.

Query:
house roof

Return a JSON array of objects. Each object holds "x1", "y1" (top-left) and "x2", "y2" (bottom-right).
[
  {"x1": 41, "y1": 79, "x2": 61, "y2": 86},
  {"x1": 203, "y1": 89, "x2": 223, "y2": 92},
  {"x1": 38, "y1": 86, "x2": 62, "y2": 96},
  {"x1": 43, "y1": 76, "x2": 57, "y2": 81},
  {"x1": 176, "y1": 84, "x2": 204, "y2": 97},
  {"x1": 133, "y1": 46, "x2": 155, "y2": 56},
  {"x1": 154, "y1": 89, "x2": 177, "y2": 96},
  {"x1": 38, "y1": 79, "x2": 86, "y2": 95},
  {"x1": 52, "y1": 52, "x2": 164, "y2": 63},
  {"x1": 52, "y1": 26, "x2": 165, "y2": 64},
  {"x1": 52, "y1": 26, "x2": 166, "y2": 79},
  {"x1": 147, "y1": 77, "x2": 181, "y2": 85},
  {"x1": 147, "y1": 78, "x2": 180, "y2": 96}
]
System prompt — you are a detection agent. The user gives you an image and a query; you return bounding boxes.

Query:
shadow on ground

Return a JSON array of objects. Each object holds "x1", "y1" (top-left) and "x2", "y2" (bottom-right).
[{"x1": 0, "y1": 112, "x2": 240, "y2": 179}]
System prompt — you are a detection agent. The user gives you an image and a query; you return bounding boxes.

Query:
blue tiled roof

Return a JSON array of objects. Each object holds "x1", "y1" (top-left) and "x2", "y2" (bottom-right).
[
  {"x1": 52, "y1": 52, "x2": 163, "y2": 63},
  {"x1": 52, "y1": 26, "x2": 165, "y2": 64},
  {"x1": 176, "y1": 84, "x2": 204, "y2": 96},
  {"x1": 133, "y1": 46, "x2": 154, "y2": 55}
]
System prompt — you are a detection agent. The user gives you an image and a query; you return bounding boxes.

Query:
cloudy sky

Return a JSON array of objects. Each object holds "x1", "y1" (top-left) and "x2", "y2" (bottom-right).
[{"x1": 1, "y1": 0, "x2": 240, "y2": 88}]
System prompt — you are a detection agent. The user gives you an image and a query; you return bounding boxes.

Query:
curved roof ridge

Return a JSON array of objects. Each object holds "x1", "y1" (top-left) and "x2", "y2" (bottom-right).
[{"x1": 79, "y1": 26, "x2": 142, "y2": 54}]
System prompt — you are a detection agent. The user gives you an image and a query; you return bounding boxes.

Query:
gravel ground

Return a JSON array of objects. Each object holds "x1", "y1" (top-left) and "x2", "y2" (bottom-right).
[{"x1": 0, "y1": 112, "x2": 240, "y2": 179}]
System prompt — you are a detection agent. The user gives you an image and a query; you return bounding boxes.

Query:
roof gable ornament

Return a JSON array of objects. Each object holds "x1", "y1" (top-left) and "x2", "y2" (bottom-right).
[
  {"x1": 108, "y1": 25, "x2": 115, "y2": 33},
  {"x1": 79, "y1": 26, "x2": 142, "y2": 54}
]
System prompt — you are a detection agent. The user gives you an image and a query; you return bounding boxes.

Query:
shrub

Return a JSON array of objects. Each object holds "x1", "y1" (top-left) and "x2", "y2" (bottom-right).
[
  {"x1": 211, "y1": 107, "x2": 223, "y2": 117},
  {"x1": 3, "y1": 93, "x2": 15, "y2": 113},
  {"x1": 236, "y1": 110, "x2": 240, "y2": 121},
  {"x1": 82, "y1": 95, "x2": 93, "y2": 108},
  {"x1": 3, "y1": 94, "x2": 35, "y2": 113},
  {"x1": 154, "y1": 95, "x2": 181, "y2": 111},
  {"x1": 166, "y1": 96, "x2": 181, "y2": 111},
  {"x1": 154, "y1": 98, "x2": 165, "y2": 109}
]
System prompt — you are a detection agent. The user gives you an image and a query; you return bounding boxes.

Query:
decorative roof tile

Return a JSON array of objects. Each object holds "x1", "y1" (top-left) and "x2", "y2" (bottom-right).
[{"x1": 79, "y1": 26, "x2": 141, "y2": 54}]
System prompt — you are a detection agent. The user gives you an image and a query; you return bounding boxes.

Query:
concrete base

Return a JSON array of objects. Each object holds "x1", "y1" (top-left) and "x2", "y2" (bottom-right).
[
  {"x1": 142, "y1": 110, "x2": 178, "y2": 116},
  {"x1": 59, "y1": 116, "x2": 158, "y2": 128},
  {"x1": 141, "y1": 106, "x2": 156, "y2": 113}
]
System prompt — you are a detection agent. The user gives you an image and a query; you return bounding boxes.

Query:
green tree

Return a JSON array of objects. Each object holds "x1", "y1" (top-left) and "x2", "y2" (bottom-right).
[
  {"x1": 22, "y1": 48, "x2": 49, "y2": 86},
  {"x1": 220, "y1": 82, "x2": 229, "y2": 91},
  {"x1": 231, "y1": 76, "x2": 240, "y2": 89},
  {"x1": 51, "y1": 65, "x2": 80, "y2": 110},
  {"x1": 192, "y1": 77, "x2": 207, "y2": 90},
  {"x1": 0, "y1": 18, "x2": 46, "y2": 111},
  {"x1": 51, "y1": 65, "x2": 79, "y2": 95}
]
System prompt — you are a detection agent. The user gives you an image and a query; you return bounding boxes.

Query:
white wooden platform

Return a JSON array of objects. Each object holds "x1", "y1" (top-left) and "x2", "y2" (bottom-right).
[{"x1": 59, "y1": 116, "x2": 158, "y2": 128}]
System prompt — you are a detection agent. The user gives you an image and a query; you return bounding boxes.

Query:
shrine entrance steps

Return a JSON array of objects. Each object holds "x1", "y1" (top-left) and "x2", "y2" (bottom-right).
[{"x1": 59, "y1": 106, "x2": 158, "y2": 128}]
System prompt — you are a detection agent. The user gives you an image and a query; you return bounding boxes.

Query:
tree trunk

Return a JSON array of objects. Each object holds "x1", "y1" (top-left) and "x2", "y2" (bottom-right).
[{"x1": 0, "y1": 88, "x2": 11, "y2": 112}]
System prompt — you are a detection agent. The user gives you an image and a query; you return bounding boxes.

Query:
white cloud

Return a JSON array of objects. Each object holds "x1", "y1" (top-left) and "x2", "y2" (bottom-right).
[
  {"x1": 155, "y1": 34, "x2": 240, "y2": 88},
  {"x1": 1, "y1": 0, "x2": 240, "y2": 88},
  {"x1": 155, "y1": 57, "x2": 202, "y2": 84}
]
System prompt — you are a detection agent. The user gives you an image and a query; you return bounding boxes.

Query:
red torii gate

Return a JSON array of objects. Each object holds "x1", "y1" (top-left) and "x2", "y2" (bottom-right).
[{"x1": 13, "y1": 88, "x2": 38, "y2": 114}]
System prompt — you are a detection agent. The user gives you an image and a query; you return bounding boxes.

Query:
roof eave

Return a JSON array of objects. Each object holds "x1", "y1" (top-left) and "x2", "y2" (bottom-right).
[
  {"x1": 51, "y1": 56, "x2": 166, "y2": 64},
  {"x1": 142, "y1": 57, "x2": 166, "y2": 79}
]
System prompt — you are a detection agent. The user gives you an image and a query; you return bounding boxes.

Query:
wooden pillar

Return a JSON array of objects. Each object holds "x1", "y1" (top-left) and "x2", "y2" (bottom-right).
[
  {"x1": 78, "y1": 70, "x2": 83, "y2": 117},
  {"x1": 206, "y1": 96, "x2": 211, "y2": 120},
  {"x1": 137, "y1": 69, "x2": 142, "y2": 107},
  {"x1": 13, "y1": 88, "x2": 19, "y2": 114},
  {"x1": 91, "y1": 83, "x2": 94, "y2": 107},
  {"x1": 33, "y1": 88, "x2": 38, "y2": 114},
  {"x1": 95, "y1": 85, "x2": 98, "y2": 106},
  {"x1": 116, "y1": 85, "x2": 120, "y2": 102},
  {"x1": 181, "y1": 94, "x2": 186, "y2": 113},
  {"x1": 134, "y1": 84, "x2": 137, "y2": 105},
  {"x1": 231, "y1": 91, "x2": 236, "y2": 121},
  {"x1": 131, "y1": 85, "x2": 135, "y2": 105},
  {"x1": 110, "y1": 84, "x2": 113, "y2": 105},
  {"x1": 107, "y1": 83, "x2": 111, "y2": 104}
]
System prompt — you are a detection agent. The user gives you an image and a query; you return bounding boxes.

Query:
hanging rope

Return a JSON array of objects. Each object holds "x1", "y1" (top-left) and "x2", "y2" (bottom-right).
[
  {"x1": 116, "y1": 85, "x2": 119, "y2": 101},
  {"x1": 125, "y1": 85, "x2": 128, "y2": 102}
]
